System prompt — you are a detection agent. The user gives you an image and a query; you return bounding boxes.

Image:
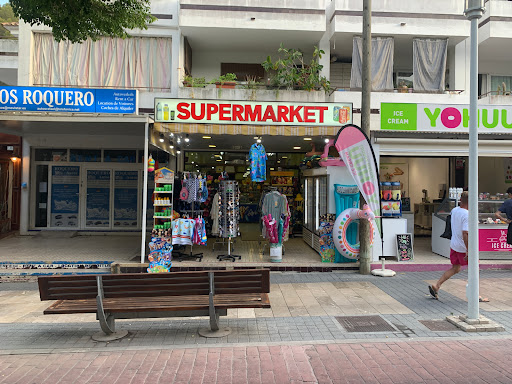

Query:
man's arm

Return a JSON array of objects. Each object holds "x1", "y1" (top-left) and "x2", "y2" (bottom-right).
[
  {"x1": 463, "y1": 230, "x2": 469, "y2": 259},
  {"x1": 495, "y1": 210, "x2": 511, "y2": 223}
]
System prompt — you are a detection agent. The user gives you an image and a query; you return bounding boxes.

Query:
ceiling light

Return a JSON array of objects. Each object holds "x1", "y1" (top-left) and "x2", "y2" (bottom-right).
[
  {"x1": 324, "y1": 138, "x2": 330, "y2": 143},
  {"x1": 185, "y1": 134, "x2": 190, "y2": 143},
  {"x1": 169, "y1": 132, "x2": 174, "y2": 137},
  {"x1": 177, "y1": 137, "x2": 181, "y2": 144},
  {"x1": 10, "y1": 156, "x2": 18, "y2": 162},
  {"x1": 304, "y1": 137, "x2": 312, "y2": 141},
  {"x1": 209, "y1": 145, "x2": 217, "y2": 148},
  {"x1": 293, "y1": 146, "x2": 301, "y2": 150},
  {"x1": 216, "y1": 159, "x2": 222, "y2": 162},
  {"x1": 203, "y1": 136, "x2": 211, "y2": 139},
  {"x1": 159, "y1": 133, "x2": 164, "y2": 143},
  {"x1": 177, "y1": 147, "x2": 181, "y2": 154},
  {"x1": 270, "y1": 168, "x2": 275, "y2": 171},
  {"x1": 253, "y1": 136, "x2": 259, "y2": 140},
  {"x1": 191, "y1": 161, "x2": 195, "y2": 164},
  {"x1": 212, "y1": 166, "x2": 215, "y2": 169},
  {"x1": 257, "y1": 139, "x2": 262, "y2": 143},
  {"x1": 170, "y1": 140, "x2": 174, "y2": 149}
]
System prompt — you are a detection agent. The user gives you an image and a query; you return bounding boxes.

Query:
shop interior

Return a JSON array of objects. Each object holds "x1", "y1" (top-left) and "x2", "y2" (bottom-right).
[
  {"x1": 380, "y1": 155, "x2": 512, "y2": 260},
  {"x1": 149, "y1": 131, "x2": 336, "y2": 264}
]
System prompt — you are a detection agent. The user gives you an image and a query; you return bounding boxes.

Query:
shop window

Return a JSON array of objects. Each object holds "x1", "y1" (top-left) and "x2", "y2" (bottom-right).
[
  {"x1": 396, "y1": 72, "x2": 413, "y2": 90},
  {"x1": 104, "y1": 150, "x2": 137, "y2": 163},
  {"x1": 34, "y1": 149, "x2": 68, "y2": 162},
  {"x1": 70, "y1": 149, "x2": 101, "y2": 162},
  {"x1": 221, "y1": 63, "x2": 265, "y2": 81}
]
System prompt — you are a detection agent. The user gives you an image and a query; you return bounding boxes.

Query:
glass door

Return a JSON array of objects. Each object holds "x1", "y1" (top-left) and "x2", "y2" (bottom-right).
[
  {"x1": 85, "y1": 169, "x2": 111, "y2": 229},
  {"x1": 50, "y1": 165, "x2": 80, "y2": 228},
  {"x1": 113, "y1": 170, "x2": 139, "y2": 229}
]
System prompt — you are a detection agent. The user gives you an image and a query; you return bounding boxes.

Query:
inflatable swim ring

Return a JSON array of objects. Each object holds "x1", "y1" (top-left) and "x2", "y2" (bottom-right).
[{"x1": 333, "y1": 205, "x2": 376, "y2": 259}]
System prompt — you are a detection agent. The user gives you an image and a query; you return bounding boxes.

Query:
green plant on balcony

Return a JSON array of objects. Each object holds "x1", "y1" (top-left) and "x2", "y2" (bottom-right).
[
  {"x1": 262, "y1": 44, "x2": 331, "y2": 93},
  {"x1": 183, "y1": 75, "x2": 207, "y2": 88},
  {"x1": 212, "y1": 73, "x2": 238, "y2": 89}
]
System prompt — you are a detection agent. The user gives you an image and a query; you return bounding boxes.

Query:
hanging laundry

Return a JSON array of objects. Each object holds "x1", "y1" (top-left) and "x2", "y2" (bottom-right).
[{"x1": 249, "y1": 143, "x2": 267, "y2": 182}]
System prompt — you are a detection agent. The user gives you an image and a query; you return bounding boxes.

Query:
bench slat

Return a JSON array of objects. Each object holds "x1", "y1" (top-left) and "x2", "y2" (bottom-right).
[{"x1": 43, "y1": 293, "x2": 270, "y2": 314}]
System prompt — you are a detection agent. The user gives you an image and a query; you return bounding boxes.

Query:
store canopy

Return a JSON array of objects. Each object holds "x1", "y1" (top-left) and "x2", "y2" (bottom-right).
[{"x1": 155, "y1": 122, "x2": 341, "y2": 137}]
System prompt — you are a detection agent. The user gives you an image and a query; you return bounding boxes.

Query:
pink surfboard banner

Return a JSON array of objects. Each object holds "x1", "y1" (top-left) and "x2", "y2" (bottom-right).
[{"x1": 335, "y1": 124, "x2": 381, "y2": 235}]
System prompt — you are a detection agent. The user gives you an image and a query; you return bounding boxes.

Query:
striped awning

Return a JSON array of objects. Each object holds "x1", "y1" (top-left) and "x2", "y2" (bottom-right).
[{"x1": 155, "y1": 122, "x2": 341, "y2": 136}]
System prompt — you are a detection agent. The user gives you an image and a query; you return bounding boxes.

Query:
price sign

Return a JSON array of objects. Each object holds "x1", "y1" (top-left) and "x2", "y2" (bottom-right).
[{"x1": 396, "y1": 234, "x2": 414, "y2": 261}]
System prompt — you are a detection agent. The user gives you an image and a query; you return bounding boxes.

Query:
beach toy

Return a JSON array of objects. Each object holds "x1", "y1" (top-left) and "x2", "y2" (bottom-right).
[{"x1": 333, "y1": 205, "x2": 377, "y2": 260}]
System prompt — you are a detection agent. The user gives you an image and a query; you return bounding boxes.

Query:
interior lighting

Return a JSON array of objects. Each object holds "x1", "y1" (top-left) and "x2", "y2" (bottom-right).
[
  {"x1": 203, "y1": 136, "x2": 211, "y2": 139},
  {"x1": 10, "y1": 156, "x2": 18, "y2": 162},
  {"x1": 177, "y1": 147, "x2": 181, "y2": 154},
  {"x1": 282, "y1": 156, "x2": 288, "y2": 159},
  {"x1": 253, "y1": 136, "x2": 259, "y2": 140},
  {"x1": 169, "y1": 132, "x2": 174, "y2": 137},
  {"x1": 170, "y1": 140, "x2": 174, "y2": 149},
  {"x1": 293, "y1": 146, "x2": 301, "y2": 150},
  {"x1": 177, "y1": 137, "x2": 181, "y2": 144},
  {"x1": 159, "y1": 133, "x2": 164, "y2": 143},
  {"x1": 185, "y1": 134, "x2": 190, "y2": 143},
  {"x1": 216, "y1": 159, "x2": 222, "y2": 162},
  {"x1": 270, "y1": 168, "x2": 275, "y2": 171},
  {"x1": 304, "y1": 137, "x2": 312, "y2": 141},
  {"x1": 257, "y1": 137, "x2": 262, "y2": 143},
  {"x1": 209, "y1": 145, "x2": 217, "y2": 148},
  {"x1": 324, "y1": 138, "x2": 330, "y2": 143}
]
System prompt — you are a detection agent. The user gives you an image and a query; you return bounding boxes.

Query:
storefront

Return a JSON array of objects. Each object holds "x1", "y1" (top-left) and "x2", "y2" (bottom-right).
[
  {"x1": 0, "y1": 85, "x2": 164, "y2": 237},
  {"x1": 152, "y1": 98, "x2": 359, "y2": 263},
  {"x1": 377, "y1": 102, "x2": 512, "y2": 259}
]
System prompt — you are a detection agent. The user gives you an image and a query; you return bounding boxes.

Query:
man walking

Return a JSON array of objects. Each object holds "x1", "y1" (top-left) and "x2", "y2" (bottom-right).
[
  {"x1": 429, "y1": 192, "x2": 468, "y2": 299},
  {"x1": 495, "y1": 187, "x2": 512, "y2": 247}
]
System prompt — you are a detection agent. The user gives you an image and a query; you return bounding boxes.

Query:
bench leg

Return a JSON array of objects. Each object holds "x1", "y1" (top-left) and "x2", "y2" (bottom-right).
[
  {"x1": 198, "y1": 309, "x2": 231, "y2": 338},
  {"x1": 92, "y1": 289, "x2": 128, "y2": 342}
]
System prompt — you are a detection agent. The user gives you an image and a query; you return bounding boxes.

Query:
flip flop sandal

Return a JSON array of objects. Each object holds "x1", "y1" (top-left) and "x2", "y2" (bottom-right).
[{"x1": 429, "y1": 285, "x2": 439, "y2": 300}]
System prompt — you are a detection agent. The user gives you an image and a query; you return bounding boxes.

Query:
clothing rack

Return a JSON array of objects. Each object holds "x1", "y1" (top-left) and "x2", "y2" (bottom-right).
[
  {"x1": 217, "y1": 180, "x2": 241, "y2": 262},
  {"x1": 174, "y1": 205, "x2": 204, "y2": 262}
]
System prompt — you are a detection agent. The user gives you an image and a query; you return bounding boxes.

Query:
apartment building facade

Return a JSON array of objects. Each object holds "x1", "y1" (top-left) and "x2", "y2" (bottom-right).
[{"x1": 0, "y1": 0, "x2": 511, "y2": 260}]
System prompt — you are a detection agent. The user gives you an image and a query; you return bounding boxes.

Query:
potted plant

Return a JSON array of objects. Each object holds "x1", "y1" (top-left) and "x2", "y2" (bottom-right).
[
  {"x1": 262, "y1": 44, "x2": 331, "y2": 93},
  {"x1": 213, "y1": 73, "x2": 237, "y2": 89},
  {"x1": 183, "y1": 75, "x2": 207, "y2": 88}
]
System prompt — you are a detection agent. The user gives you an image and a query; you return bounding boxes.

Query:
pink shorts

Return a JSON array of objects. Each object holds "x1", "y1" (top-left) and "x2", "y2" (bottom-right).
[{"x1": 450, "y1": 249, "x2": 468, "y2": 266}]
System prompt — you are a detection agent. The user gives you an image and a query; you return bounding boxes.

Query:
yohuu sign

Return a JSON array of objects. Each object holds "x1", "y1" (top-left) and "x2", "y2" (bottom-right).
[
  {"x1": 0, "y1": 86, "x2": 138, "y2": 114},
  {"x1": 154, "y1": 98, "x2": 352, "y2": 126},
  {"x1": 381, "y1": 103, "x2": 512, "y2": 133}
]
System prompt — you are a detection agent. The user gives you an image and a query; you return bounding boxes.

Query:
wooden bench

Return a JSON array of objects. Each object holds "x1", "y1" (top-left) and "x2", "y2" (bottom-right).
[{"x1": 38, "y1": 269, "x2": 270, "y2": 341}]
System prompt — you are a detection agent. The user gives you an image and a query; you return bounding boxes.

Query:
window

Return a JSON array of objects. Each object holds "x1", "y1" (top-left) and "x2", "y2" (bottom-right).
[
  {"x1": 221, "y1": 63, "x2": 265, "y2": 81},
  {"x1": 70, "y1": 149, "x2": 101, "y2": 162},
  {"x1": 491, "y1": 75, "x2": 512, "y2": 95},
  {"x1": 104, "y1": 150, "x2": 137, "y2": 163},
  {"x1": 34, "y1": 149, "x2": 68, "y2": 162},
  {"x1": 396, "y1": 72, "x2": 413, "y2": 89}
]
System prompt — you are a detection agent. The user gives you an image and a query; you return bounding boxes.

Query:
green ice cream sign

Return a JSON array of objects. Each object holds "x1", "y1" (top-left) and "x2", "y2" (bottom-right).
[{"x1": 381, "y1": 102, "x2": 512, "y2": 133}]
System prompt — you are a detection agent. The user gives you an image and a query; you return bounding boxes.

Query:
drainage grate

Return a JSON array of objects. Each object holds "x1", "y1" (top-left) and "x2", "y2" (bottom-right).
[
  {"x1": 420, "y1": 320, "x2": 460, "y2": 332},
  {"x1": 335, "y1": 315, "x2": 396, "y2": 332}
]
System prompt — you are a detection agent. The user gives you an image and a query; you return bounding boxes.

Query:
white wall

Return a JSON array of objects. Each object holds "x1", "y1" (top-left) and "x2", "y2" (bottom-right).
[{"x1": 379, "y1": 157, "x2": 450, "y2": 209}]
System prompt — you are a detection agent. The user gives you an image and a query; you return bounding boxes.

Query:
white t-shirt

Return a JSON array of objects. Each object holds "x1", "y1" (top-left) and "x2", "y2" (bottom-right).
[{"x1": 450, "y1": 206, "x2": 468, "y2": 253}]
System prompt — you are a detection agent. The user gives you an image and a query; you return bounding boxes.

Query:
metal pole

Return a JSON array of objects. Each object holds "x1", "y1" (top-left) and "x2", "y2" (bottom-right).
[
  {"x1": 467, "y1": 13, "x2": 480, "y2": 320},
  {"x1": 359, "y1": 0, "x2": 372, "y2": 275},
  {"x1": 464, "y1": 0, "x2": 484, "y2": 320},
  {"x1": 140, "y1": 117, "x2": 150, "y2": 263}
]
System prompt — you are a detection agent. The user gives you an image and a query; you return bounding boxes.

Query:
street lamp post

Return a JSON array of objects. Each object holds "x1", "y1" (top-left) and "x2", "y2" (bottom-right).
[{"x1": 463, "y1": 0, "x2": 485, "y2": 320}]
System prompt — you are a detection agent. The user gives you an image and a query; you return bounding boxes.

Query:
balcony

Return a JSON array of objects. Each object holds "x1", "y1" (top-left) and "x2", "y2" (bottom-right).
[
  {"x1": 0, "y1": 37, "x2": 18, "y2": 86},
  {"x1": 179, "y1": 0, "x2": 326, "y2": 60},
  {"x1": 328, "y1": 0, "x2": 468, "y2": 70}
]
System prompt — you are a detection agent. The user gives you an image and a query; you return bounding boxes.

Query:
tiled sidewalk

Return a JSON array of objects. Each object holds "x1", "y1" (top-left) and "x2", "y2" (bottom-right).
[
  {"x1": 1, "y1": 339, "x2": 512, "y2": 384},
  {"x1": 1, "y1": 270, "x2": 511, "y2": 354}
]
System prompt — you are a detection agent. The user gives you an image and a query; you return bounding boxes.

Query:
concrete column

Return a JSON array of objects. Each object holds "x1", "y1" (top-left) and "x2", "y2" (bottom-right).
[
  {"x1": 17, "y1": 21, "x2": 33, "y2": 86},
  {"x1": 319, "y1": 32, "x2": 330, "y2": 81},
  {"x1": 454, "y1": 39, "x2": 471, "y2": 96},
  {"x1": 19, "y1": 137, "x2": 30, "y2": 235},
  {"x1": 170, "y1": 30, "x2": 182, "y2": 98}
]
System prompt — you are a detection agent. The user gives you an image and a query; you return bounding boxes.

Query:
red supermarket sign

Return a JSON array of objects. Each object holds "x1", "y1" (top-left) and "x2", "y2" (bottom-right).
[{"x1": 154, "y1": 99, "x2": 352, "y2": 127}]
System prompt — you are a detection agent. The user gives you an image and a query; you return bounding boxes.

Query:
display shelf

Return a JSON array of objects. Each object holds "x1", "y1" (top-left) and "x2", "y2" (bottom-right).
[
  {"x1": 154, "y1": 216, "x2": 173, "y2": 219},
  {"x1": 152, "y1": 167, "x2": 174, "y2": 232}
]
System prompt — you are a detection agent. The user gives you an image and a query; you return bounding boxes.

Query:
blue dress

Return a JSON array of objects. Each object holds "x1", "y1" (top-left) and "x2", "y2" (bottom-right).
[{"x1": 249, "y1": 143, "x2": 267, "y2": 182}]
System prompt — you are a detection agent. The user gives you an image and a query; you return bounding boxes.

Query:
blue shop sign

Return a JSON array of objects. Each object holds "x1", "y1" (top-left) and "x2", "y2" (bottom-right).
[{"x1": 0, "y1": 86, "x2": 137, "y2": 114}]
